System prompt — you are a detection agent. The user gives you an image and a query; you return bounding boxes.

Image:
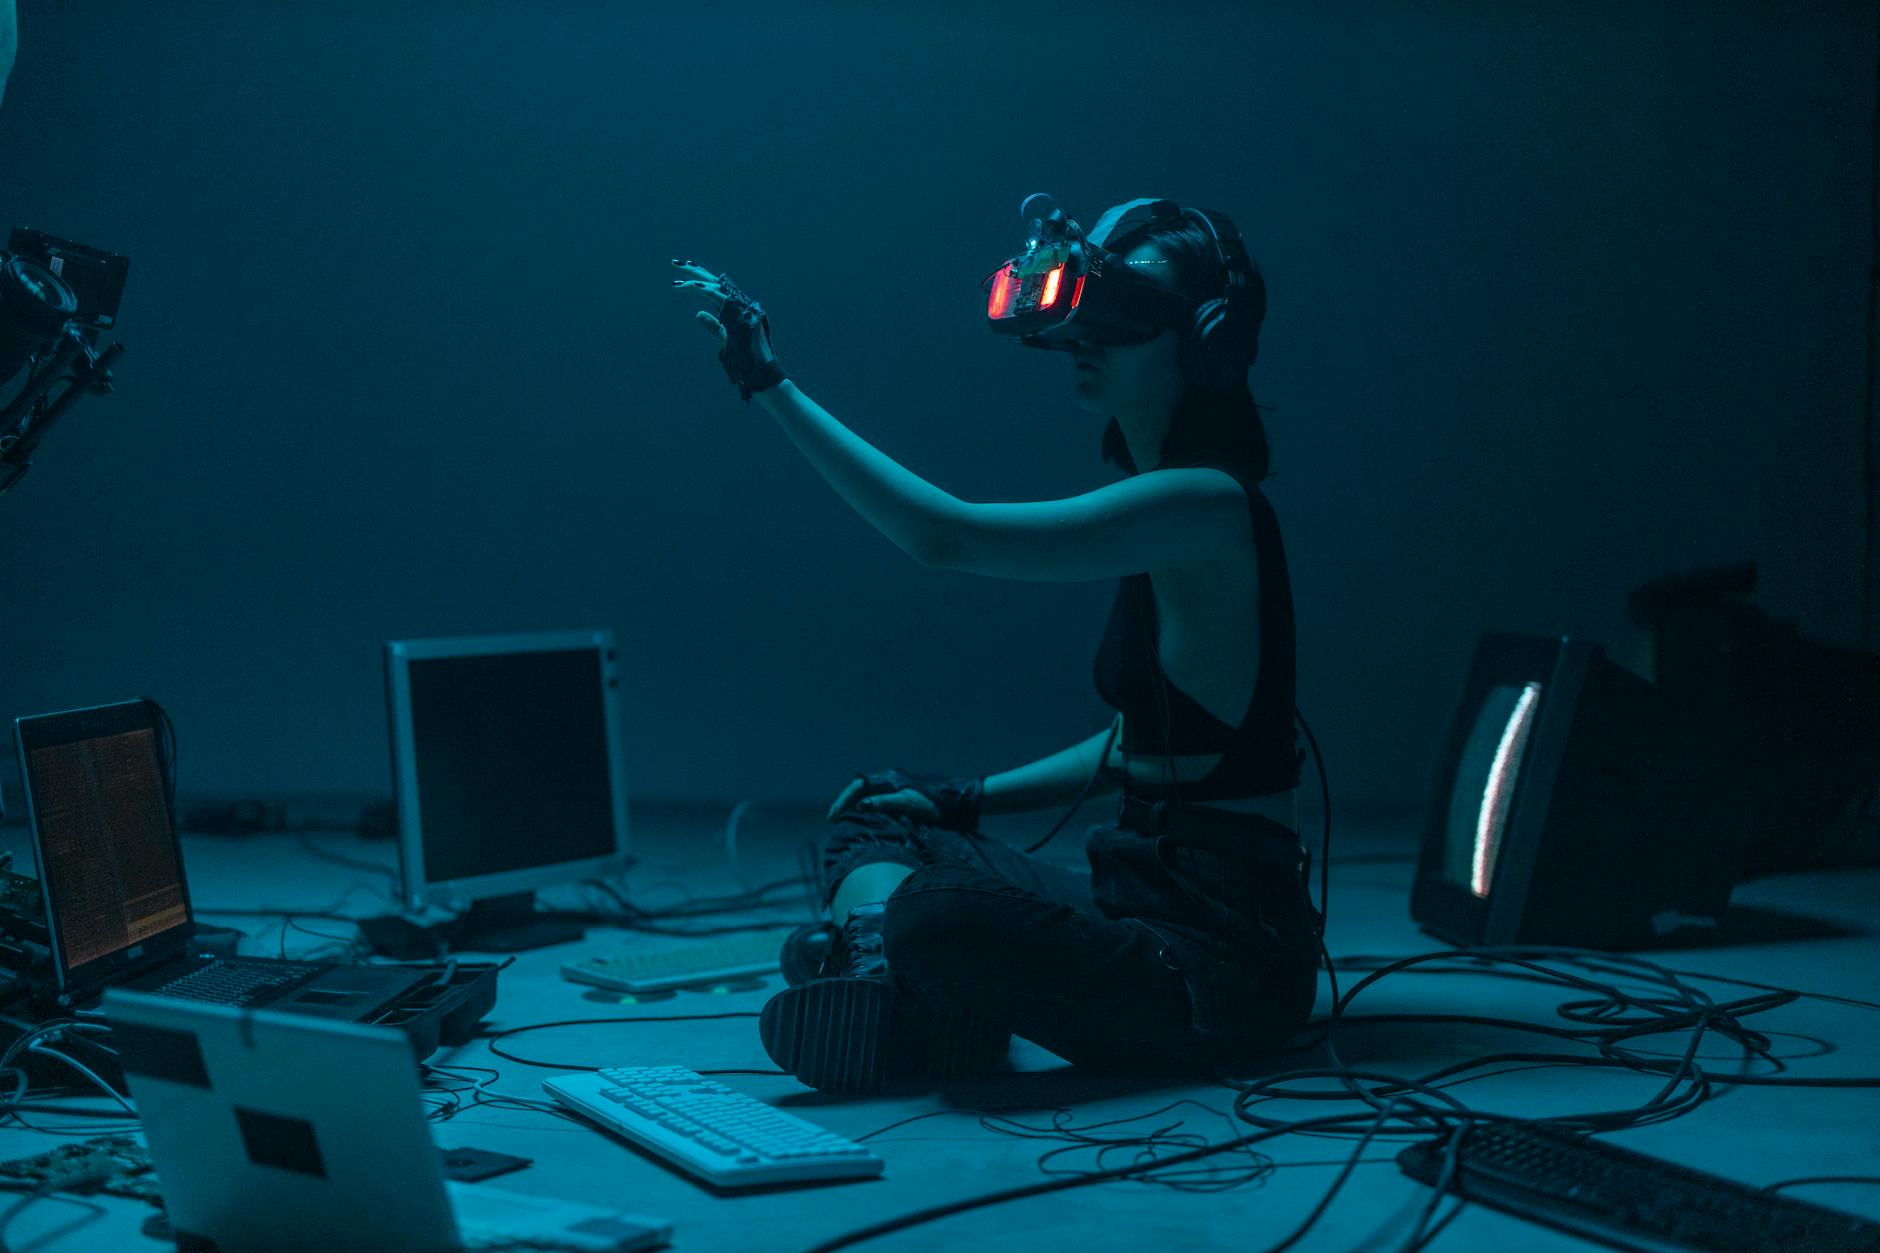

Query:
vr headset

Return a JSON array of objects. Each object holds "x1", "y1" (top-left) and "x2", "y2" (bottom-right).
[{"x1": 983, "y1": 194, "x2": 1264, "y2": 375}]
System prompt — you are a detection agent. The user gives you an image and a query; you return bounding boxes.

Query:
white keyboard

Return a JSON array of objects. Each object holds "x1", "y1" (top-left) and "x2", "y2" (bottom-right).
[
  {"x1": 543, "y1": 1066, "x2": 884, "y2": 1188},
  {"x1": 560, "y1": 932, "x2": 783, "y2": 994}
]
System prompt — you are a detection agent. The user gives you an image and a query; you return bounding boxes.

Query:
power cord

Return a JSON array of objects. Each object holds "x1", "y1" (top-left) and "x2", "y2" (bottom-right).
[
  {"x1": 1025, "y1": 718, "x2": 1119, "y2": 854},
  {"x1": 847, "y1": 1098, "x2": 1281, "y2": 1193},
  {"x1": 797, "y1": 945, "x2": 1880, "y2": 1253},
  {"x1": 22, "y1": 1044, "x2": 133, "y2": 1116},
  {"x1": 1761, "y1": 1175, "x2": 1880, "y2": 1194},
  {"x1": 577, "y1": 876, "x2": 810, "y2": 938},
  {"x1": 479, "y1": 1013, "x2": 773, "y2": 1072}
]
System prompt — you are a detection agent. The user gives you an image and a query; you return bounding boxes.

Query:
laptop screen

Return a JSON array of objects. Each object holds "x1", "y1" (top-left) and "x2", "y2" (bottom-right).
[{"x1": 16, "y1": 702, "x2": 192, "y2": 986}]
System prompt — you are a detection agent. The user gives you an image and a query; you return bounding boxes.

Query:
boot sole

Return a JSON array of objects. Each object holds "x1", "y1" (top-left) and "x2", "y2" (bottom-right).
[{"x1": 759, "y1": 979, "x2": 1009, "y2": 1095}]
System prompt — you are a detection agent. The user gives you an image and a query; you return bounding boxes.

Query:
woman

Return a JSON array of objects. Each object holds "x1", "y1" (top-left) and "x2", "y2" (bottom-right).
[{"x1": 669, "y1": 201, "x2": 1320, "y2": 1094}]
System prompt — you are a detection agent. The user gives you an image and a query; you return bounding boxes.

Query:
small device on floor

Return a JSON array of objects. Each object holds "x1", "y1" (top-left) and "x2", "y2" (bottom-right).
[
  {"x1": 107, "y1": 990, "x2": 672, "y2": 1253},
  {"x1": 1397, "y1": 1120, "x2": 1880, "y2": 1253},
  {"x1": 439, "y1": 1146, "x2": 533, "y2": 1183},
  {"x1": 0, "y1": 1135, "x2": 159, "y2": 1203},
  {"x1": 544, "y1": 1065, "x2": 883, "y2": 1189},
  {"x1": 560, "y1": 931, "x2": 783, "y2": 994}
]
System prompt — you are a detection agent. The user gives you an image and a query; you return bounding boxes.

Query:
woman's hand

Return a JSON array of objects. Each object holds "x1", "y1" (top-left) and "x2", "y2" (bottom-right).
[
  {"x1": 670, "y1": 260, "x2": 733, "y2": 348},
  {"x1": 827, "y1": 778, "x2": 943, "y2": 824},
  {"x1": 670, "y1": 259, "x2": 787, "y2": 402},
  {"x1": 827, "y1": 768, "x2": 983, "y2": 830}
]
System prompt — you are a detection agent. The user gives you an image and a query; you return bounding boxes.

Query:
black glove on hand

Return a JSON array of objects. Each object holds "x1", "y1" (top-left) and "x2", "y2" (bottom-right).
[
  {"x1": 828, "y1": 768, "x2": 984, "y2": 832},
  {"x1": 714, "y1": 273, "x2": 788, "y2": 404}
]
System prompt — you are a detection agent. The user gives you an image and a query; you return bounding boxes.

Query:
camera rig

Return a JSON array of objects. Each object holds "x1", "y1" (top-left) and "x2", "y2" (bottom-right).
[{"x1": 0, "y1": 226, "x2": 129, "y2": 498}]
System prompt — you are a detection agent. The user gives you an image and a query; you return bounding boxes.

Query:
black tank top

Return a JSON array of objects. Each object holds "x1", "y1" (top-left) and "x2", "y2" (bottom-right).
[{"x1": 1092, "y1": 462, "x2": 1302, "y2": 800}]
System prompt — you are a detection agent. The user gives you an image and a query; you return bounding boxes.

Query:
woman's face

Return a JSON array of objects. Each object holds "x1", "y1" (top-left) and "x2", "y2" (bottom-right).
[{"x1": 1066, "y1": 243, "x2": 1186, "y2": 422}]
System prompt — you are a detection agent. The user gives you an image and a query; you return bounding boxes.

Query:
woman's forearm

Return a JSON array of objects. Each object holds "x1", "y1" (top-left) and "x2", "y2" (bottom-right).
[
  {"x1": 981, "y1": 717, "x2": 1124, "y2": 816},
  {"x1": 755, "y1": 380, "x2": 961, "y2": 565}
]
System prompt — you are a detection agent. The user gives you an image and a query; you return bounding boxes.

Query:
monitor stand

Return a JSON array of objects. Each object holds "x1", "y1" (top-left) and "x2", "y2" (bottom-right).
[{"x1": 447, "y1": 892, "x2": 585, "y2": 953}]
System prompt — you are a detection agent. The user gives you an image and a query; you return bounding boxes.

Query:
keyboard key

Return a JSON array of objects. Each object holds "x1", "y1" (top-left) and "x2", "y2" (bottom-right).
[
  {"x1": 543, "y1": 1065, "x2": 883, "y2": 1189},
  {"x1": 1398, "y1": 1122, "x2": 1880, "y2": 1253}
]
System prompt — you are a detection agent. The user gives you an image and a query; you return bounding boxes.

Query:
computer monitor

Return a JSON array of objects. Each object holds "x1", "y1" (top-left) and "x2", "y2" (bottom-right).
[
  {"x1": 1410, "y1": 632, "x2": 1748, "y2": 950},
  {"x1": 383, "y1": 629, "x2": 630, "y2": 952}
]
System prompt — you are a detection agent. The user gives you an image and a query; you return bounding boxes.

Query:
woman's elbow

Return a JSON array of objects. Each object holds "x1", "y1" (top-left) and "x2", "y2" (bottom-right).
[
  {"x1": 910, "y1": 530, "x2": 964, "y2": 570},
  {"x1": 911, "y1": 495, "x2": 996, "y2": 571}
]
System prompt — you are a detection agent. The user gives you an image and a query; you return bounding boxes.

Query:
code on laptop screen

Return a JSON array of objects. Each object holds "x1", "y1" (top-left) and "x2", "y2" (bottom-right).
[{"x1": 29, "y1": 727, "x2": 190, "y2": 973}]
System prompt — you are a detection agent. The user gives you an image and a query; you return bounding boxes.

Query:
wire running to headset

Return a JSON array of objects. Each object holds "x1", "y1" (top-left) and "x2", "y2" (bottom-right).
[{"x1": 994, "y1": 197, "x2": 1330, "y2": 962}]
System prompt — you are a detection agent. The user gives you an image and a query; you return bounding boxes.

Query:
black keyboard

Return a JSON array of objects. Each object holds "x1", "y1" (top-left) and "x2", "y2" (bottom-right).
[
  {"x1": 153, "y1": 961, "x2": 306, "y2": 1006},
  {"x1": 1397, "y1": 1121, "x2": 1880, "y2": 1253}
]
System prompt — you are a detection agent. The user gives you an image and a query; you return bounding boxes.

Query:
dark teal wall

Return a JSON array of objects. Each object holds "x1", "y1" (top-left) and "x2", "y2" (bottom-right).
[{"x1": 1, "y1": 1, "x2": 1872, "y2": 815}]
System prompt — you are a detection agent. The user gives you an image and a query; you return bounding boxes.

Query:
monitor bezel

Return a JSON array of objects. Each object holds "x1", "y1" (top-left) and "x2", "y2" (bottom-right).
[
  {"x1": 12, "y1": 699, "x2": 197, "y2": 996},
  {"x1": 382, "y1": 628, "x2": 632, "y2": 912},
  {"x1": 1410, "y1": 633, "x2": 1593, "y2": 947}
]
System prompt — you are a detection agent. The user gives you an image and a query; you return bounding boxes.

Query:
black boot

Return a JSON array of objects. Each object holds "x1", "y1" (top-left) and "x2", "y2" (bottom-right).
[{"x1": 758, "y1": 902, "x2": 1009, "y2": 1095}]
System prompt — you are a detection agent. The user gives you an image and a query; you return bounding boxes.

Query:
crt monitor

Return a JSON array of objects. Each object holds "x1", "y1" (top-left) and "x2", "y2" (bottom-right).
[
  {"x1": 383, "y1": 629, "x2": 631, "y2": 951},
  {"x1": 1410, "y1": 632, "x2": 1748, "y2": 951}
]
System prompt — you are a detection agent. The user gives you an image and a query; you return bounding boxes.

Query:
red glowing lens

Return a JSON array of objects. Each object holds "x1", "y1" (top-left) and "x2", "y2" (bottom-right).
[
  {"x1": 988, "y1": 266, "x2": 1015, "y2": 318},
  {"x1": 1070, "y1": 274, "x2": 1086, "y2": 308},
  {"x1": 1039, "y1": 266, "x2": 1063, "y2": 309}
]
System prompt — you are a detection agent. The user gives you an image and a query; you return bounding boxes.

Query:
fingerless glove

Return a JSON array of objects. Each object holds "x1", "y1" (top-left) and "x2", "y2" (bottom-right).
[
  {"x1": 843, "y1": 768, "x2": 984, "y2": 832},
  {"x1": 715, "y1": 273, "x2": 788, "y2": 404}
]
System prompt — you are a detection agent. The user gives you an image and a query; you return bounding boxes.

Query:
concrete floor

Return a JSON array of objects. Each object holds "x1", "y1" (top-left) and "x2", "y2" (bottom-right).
[{"x1": 0, "y1": 801, "x2": 1875, "y2": 1251}]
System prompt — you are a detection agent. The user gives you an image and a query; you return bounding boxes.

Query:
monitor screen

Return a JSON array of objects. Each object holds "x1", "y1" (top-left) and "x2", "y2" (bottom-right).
[
  {"x1": 1411, "y1": 632, "x2": 1576, "y2": 947},
  {"x1": 392, "y1": 638, "x2": 622, "y2": 894},
  {"x1": 1439, "y1": 680, "x2": 1543, "y2": 898},
  {"x1": 24, "y1": 719, "x2": 190, "y2": 976}
]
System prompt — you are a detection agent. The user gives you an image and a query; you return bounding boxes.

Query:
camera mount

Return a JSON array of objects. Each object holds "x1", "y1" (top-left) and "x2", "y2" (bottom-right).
[{"x1": 0, "y1": 227, "x2": 130, "y2": 499}]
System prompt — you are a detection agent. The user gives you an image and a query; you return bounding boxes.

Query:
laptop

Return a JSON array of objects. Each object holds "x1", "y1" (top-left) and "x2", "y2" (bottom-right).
[
  {"x1": 107, "y1": 990, "x2": 671, "y2": 1253},
  {"x1": 12, "y1": 699, "x2": 423, "y2": 1018}
]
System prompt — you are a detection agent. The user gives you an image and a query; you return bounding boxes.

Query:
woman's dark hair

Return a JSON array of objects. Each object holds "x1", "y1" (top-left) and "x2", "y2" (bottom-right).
[{"x1": 1099, "y1": 215, "x2": 1273, "y2": 482}]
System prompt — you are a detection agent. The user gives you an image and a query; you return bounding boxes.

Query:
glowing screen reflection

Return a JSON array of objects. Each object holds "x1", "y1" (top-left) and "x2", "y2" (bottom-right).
[{"x1": 1442, "y1": 681, "x2": 1544, "y2": 898}]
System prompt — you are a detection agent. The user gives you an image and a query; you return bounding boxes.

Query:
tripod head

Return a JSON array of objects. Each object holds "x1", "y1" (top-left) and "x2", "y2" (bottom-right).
[{"x1": 0, "y1": 226, "x2": 129, "y2": 498}]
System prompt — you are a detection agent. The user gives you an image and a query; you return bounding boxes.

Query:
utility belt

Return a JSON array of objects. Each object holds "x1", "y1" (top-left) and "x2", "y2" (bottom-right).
[{"x1": 1115, "y1": 791, "x2": 1308, "y2": 869}]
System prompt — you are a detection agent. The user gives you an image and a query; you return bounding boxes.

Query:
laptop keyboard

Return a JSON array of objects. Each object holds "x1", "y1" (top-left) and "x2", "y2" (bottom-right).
[{"x1": 154, "y1": 962, "x2": 306, "y2": 1006}]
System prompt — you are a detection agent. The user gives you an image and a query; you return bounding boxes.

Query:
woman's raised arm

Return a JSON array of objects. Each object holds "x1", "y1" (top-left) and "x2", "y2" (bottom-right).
[{"x1": 754, "y1": 379, "x2": 964, "y2": 567}]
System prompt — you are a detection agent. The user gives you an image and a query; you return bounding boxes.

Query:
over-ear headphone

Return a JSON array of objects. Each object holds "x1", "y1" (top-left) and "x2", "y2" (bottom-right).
[{"x1": 1168, "y1": 206, "x2": 1266, "y2": 392}]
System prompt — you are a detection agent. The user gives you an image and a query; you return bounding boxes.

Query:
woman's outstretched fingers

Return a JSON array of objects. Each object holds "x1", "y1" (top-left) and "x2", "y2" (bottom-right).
[{"x1": 828, "y1": 778, "x2": 865, "y2": 820}]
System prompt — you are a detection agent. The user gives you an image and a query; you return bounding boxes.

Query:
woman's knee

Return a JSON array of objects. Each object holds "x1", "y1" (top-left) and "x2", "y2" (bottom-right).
[
  {"x1": 824, "y1": 809, "x2": 919, "y2": 854},
  {"x1": 820, "y1": 813, "x2": 929, "y2": 897}
]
